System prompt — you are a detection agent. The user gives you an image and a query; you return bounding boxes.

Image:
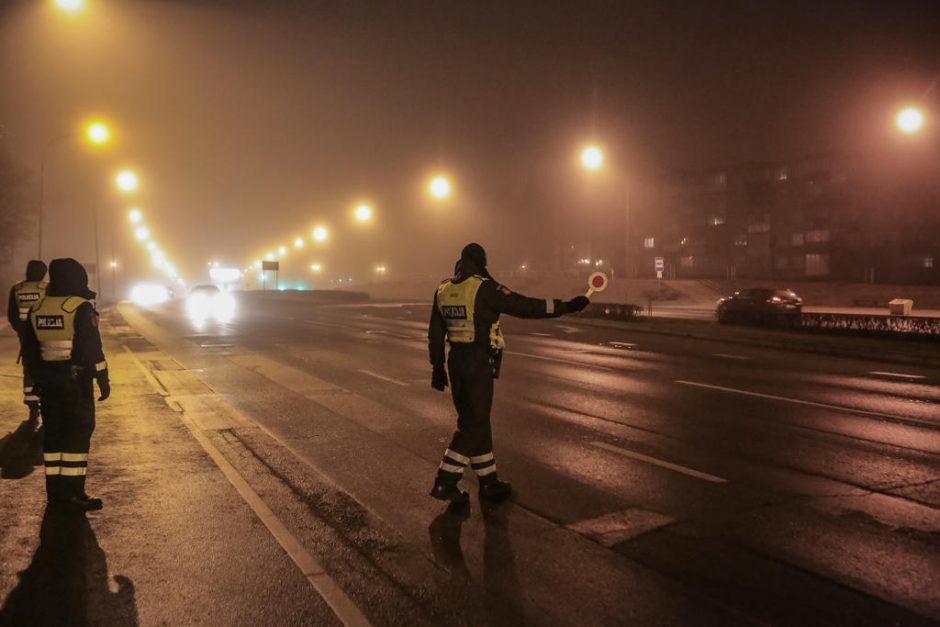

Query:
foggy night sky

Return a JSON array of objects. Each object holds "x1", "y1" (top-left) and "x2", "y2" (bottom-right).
[{"x1": 1, "y1": 0, "x2": 938, "y2": 284}]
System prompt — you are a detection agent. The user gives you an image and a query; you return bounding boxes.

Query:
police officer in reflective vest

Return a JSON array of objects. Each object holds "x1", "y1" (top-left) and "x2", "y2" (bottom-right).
[
  {"x1": 22, "y1": 258, "x2": 110, "y2": 511},
  {"x1": 7, "y1": 260, "x2": 48, "y2": 426},
  {"x1": 428, "y1": 243, "x2": 589, "y2": 503}
]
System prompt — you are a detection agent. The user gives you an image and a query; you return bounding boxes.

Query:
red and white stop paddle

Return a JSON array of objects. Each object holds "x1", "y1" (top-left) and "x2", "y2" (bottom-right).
[{"x1": 585, "y1": 272, "x2": 608, "y2": 298}]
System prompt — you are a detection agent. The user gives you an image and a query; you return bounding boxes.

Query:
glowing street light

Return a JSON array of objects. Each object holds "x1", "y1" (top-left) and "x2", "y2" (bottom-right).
[
  {"x1": 294, "y1": 237, "x2": 304, "y2": 248},
  {"x1": 265, "y1": 251, "x2": 275, "y2": 261},
  {"x1": 54, "y1": 0, "x2": 84, "y2": 13},
  {"x1": 354, "y1": 204, "x2": 373, "y2": 223},
  {"x1": 134, "y1": 226, "x2": 150, "y2": 241},
  {"x1": 128, "y1": 208, "x2": 142, "y2": 223},
  {"x1": 375, "y1": 265, "x2": 387, "y2": 274},
  {"x1": 312, "y1": 226, "x2": 329, "y2": 242},
  {"x1": 110, "y1": 260, "x2": 118, "y2": 268},
  {"x1": 277, "y1": 246, "x2": 287, "y2": 256},
  {"x1": 896, "y1": 106, "x2": 925, "y2": 135},
  {"x1": 146, "y1": 241, "x2": 157, "y2": 251},
  {"x1": 115, "y1": 169, "x2": 139, "y2": 193},
  {"x1": 428, "y1": 175, "x2": 451, "y2": 200},
  {"x1": 580, "y1": 145, "x2": 604, "y2": 171},
  {"x1": 85, "y1": 122, "x2": 111, "y2": 146},
  {"x1": 310, "y1": 263, "x2": 322, "y2": 272}
]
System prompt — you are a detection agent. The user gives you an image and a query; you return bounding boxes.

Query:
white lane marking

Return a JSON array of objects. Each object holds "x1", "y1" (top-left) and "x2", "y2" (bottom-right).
[
  {"x1": 605, "y1": 341, "x2": 637, "y2": 349},
  {"x1": 676, "y1": 380, "x2": 919, "y2": 423},
  {"x1": 712, "y1": 353, "x2": 753, "y2": 361},
  {"x1": 869, "y1": 371, "x2": 927, "y2": 381},
  {"x1": 126, "y1": 347, "x2": 372, "y2": 626},
  {"x1": 529, "y1": 332, "x2": 554, "y2": 337},
  {"x1": 591, "y1": 441, "x2": 728, "y2": 484},
  {"x1": 357, "y1": 369, "x2": 409, "y2": 386},
  {"x1": 556, "y1": 325, "x2": 582, "y2": 334},
  {"x1": 504, "y1": 350, "x2": 613, "y2": 371}
]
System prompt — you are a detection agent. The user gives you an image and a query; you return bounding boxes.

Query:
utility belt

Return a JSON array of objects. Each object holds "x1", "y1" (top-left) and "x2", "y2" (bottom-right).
[
  {"x1": 36, "y1": 361, "x2": 92, "y2": 383},
  {"x1": 449, "y1": 343, "x2": 504, "y2": 379}
]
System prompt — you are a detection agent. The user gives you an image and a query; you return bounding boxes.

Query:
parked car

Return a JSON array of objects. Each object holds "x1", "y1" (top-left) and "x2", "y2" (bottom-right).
[{"x1": 716, "y1": 288, "x2": 803, "y2": 324}]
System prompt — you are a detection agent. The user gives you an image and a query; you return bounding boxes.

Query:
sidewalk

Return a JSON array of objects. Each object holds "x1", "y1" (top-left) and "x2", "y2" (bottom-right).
[{"x1": 0, "y1": 322, "x2": 336, "y2": 625}]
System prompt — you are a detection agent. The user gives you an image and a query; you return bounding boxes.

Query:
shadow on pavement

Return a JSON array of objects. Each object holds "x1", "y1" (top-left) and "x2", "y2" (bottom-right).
[
  {"x1": 0, "y1": 420, "x2": 43, "y2": 479},
  {"x1": 0, "y1": 506, "x2": 138, "y2": 627},
  {"x1": 428, "y1": 500, "x2": 526, "y2": 624}
]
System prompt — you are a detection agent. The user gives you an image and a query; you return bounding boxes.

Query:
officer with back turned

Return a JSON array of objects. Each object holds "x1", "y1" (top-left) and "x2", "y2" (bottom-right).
[
  {"x1": 21, "y1": 258, "x2": 110, "y2": 511},
  {"x1": 428, "y1": 243, "x2": 589, "y2": 504},
  {"x1": 7, "y1": 260, "x2": 48, "y2": 428}
]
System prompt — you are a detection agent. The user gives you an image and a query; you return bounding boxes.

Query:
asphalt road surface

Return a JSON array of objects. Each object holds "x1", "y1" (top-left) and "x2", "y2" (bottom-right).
[{"x1": 115, "y1": 292, "x2": 939, "y2": 625}]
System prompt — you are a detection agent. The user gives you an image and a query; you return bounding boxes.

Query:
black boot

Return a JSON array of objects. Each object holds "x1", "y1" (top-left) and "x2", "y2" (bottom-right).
[
  {"x1": 430, "y1": 474, "x2": 469, "y2": 505},
  {"x1": 27, "y1": 404, "x2": 41, "y2": 431},
  {"x1": 479, "y1": 475, "x2": 512, "y2": 501}
]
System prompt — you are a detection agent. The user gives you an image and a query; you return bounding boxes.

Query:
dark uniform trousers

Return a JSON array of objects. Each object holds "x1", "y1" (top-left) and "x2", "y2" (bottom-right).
[
  {"x1": 439, "y1": 344, "x2": 498, "y2": 480},
  {"x1": 37, "y1": 364, "x2": 96, "y2": 500}
]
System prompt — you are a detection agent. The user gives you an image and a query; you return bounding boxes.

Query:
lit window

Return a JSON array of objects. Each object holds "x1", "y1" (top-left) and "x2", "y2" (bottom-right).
[
  {"x1": 805, "y1": 229, "x2": 830, "y2": 243},
  {"x1": 735, "y1": 234, "x2": 748, "y2": 247},
  {"x1": 925, "y1": 257, "x2": 935, "y2": 269},
  {"x1": 775, "y1": 167, "x2": 788, "y2": 181},
  {"x1": 643, "y1": 237, "x2": 655, "y2": 249},
  {"x1": 708, "y1": 215, "x2": 725, "y2": 226}
]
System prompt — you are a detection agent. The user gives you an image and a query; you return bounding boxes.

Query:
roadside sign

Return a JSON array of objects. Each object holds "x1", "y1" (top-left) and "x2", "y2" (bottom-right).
[
  {"x1": 261, "y1": 260, "x2": 279, "y2": 271},
  {"x1": 585, "y1": 271, "x2": 608, "y2": 298},
  {"x1": 654, "y1": 257, "x2": 664, "y2": 279}
]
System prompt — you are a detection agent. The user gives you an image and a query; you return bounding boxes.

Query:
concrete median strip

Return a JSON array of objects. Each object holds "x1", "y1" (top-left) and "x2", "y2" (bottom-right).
[{"x1": 125, "y1": 341, "x2": 372, "y2": 627}]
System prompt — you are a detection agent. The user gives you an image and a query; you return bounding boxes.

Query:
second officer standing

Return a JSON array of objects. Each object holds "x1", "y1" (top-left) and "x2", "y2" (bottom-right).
[
  {"x1": 22, "y1": 258, "x2": 110, "y2": 511},
  {"x1": 428, "y1": 243, "x2": 589, "y2": 504}
]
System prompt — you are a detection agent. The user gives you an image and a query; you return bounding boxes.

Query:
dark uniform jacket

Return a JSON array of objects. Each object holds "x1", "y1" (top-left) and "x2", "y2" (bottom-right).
[
  {"x1": 429, "y1": 271, "x2": 572, "y2": 370},
  {"x1": 21, "y1": 261, "x2": 106, "y2": 382}
]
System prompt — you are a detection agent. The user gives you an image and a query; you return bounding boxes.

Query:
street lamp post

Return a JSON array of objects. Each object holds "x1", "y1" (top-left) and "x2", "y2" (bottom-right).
[{"x1": 579, "y1": 143, "x2": 632, "y2": 279}]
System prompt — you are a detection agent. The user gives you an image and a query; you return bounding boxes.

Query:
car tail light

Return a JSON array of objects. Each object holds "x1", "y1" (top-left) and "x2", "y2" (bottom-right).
[{"x1": 768, "y1": 296, "x2": 783, "y2": 303}]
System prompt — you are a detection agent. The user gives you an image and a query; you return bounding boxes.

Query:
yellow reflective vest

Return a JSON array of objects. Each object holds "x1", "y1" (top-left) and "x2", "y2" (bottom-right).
[
  {"x1": 12, "y1": 280, "x2": 46, "y2": 322},
  {"x1": 436, "y1": 275, "x2": 505, "y2": 349},
  {"x1": 29, "y1": 296, "x2": 90, "y2": 362}
]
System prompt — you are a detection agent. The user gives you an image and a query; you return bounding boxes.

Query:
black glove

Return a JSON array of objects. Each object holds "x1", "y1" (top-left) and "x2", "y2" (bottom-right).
[
  {"x1": 431, "y1": 367, "x2": 448, "y2": 391},
  {"x1": 565, "y1": 296, "x2": 590, "y2": 313},
  {"x1": 97, "y1": 374, "x2": 111, "y2": 401}
]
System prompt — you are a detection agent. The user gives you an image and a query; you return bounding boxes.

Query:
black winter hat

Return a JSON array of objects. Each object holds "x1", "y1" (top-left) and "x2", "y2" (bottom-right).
[
  {"x1": 47, "y1": 258, "x2": 96, "y2": 300},
  {"x1": 25, "y1": 260, "x2": 47, "y2": 282}
]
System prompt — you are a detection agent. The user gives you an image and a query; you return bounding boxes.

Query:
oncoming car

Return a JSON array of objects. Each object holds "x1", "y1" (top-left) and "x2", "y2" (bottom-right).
[
  {"x1": 186, "y1": 284, "x2": 236, "y2": 324},
  {"x1": 716, "y1": 288, "x2": 802, "y2": 325}
]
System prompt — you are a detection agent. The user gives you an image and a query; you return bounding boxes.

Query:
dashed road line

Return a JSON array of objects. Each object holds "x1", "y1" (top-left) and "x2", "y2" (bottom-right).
[
  {"x1": 590, "y1": 441, "x2": 728, "y2": 483},
  {"x1": 529, "y1": 332, "x2": 554, "y2": 337},
  {"x1": 712, "y1": 353, "x2": 753, "y2": 361},
  {"x1": 869, "y1": 371, "x2": 927, "y2": 381},
  {"x1": 556, "y1": 325, "x2": 582, "y2": 334},
  {"x1": 676, "y1": 379, "x2": 925, "y2": 424},
  {"x1": 357, "y1": 369, "x2": 409, "y2": 386}
]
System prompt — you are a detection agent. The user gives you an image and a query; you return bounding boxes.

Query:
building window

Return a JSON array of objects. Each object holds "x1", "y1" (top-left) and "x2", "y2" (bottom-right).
[
  {"x1": 805, "y1": 229, "x2": 831, "y2": 243},
  {"x1": 925, "y1": 256, "x2": 935, "y2": 269},
  {"x1": 680, "y1": 237, "x2": 689, "y2": 247},
  {"x1": 747, "y1": 213, "x2": 770, "y2": 233},
  {"x1": 791, "y1": 233, "x2": 804, "y2": 247},
  {"x1": 735, "y1": 234, "x2": 748, "y2": 247},
  {"x1": 775, "y1": 167, "x2": 788, "y2": 181},
  {"x1": 805, "y1": 253, "x2": 830, "y2": 277},
  {"x1": 643, "y1": 237, "x2": 655, "y2": 249},
  {"x1": 708, "y1": 215, "x2": 726, "y2": 226}
]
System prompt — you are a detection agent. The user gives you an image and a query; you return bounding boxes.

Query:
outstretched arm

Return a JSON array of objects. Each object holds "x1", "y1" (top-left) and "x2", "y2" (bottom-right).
[{"x1": 486, "y1": 281, "x2": 588, "y2": 319}]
